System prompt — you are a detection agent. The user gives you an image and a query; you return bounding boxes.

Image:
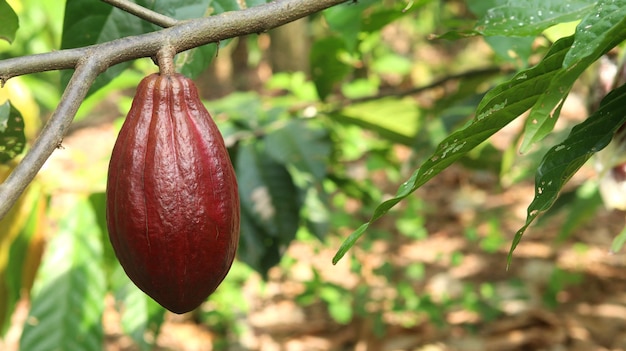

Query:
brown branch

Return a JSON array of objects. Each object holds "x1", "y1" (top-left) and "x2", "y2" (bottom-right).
[
  {"x1": 345, "y1": 66, "x2": 508, "y2": 106},
  {"x1": 0, "y1": 59, "x2": 102, "y2": 218},
  {"x1": 0, "y1": 0, "x2": 350, "y2": 220}
]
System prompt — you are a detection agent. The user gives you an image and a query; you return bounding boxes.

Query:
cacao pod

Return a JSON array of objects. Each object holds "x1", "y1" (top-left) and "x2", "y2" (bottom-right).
[{"x1": 106, "y1": 73, "x2": 240, "y2": 314}]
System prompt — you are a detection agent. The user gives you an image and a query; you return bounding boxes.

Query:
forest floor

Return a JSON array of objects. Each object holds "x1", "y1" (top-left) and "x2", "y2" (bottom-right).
[
  {"x1": 57, "y1": 95, "x2": 626, "y2": 350},
  {"x1": 105, "y1": 152, "x2": 626, "y2": 351}
]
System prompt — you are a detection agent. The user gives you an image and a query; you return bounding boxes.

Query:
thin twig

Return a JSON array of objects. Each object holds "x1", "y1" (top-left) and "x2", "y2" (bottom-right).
[
  {"x1": 0, "y1": 0, "x2": 350, "y2": 220},
  {"x1": 100, "y1": 0, "x2": 179, "y2": 27},
  {"x1": 347, "y1": 66, "x2": 507, "y2": 105}
]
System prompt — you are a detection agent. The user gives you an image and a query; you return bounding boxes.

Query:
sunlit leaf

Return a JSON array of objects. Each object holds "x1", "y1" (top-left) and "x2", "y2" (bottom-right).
[
  {"x1": 332, "y1": 98, "x2": 421, "y2": 146},
  {"x1": 475, "y1": 0, "x2": 594, "y2": 37}
]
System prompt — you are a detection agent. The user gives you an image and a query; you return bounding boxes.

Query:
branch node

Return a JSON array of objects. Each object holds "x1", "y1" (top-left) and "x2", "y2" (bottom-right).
[{"x1": 156, "y1": 45, "x2": 177, "y2": 76}]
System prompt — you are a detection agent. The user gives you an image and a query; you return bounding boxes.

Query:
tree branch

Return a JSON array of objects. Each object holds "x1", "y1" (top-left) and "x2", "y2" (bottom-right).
[
  {"x1": 100, "y1": 0, "x2": 179, "y2": 28},
  {"x1": 0, "y1": 0, "x2": 349, "y2": 80},
  {"x1": 0, "y1": 59, "x2": 102, "y2": 218},
  {"x1": 0, "y1": 0, "x2": 350, "y2": 220}
]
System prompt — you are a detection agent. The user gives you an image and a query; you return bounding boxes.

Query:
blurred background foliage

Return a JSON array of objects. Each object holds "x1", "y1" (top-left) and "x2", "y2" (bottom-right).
[{"x1": 2, "y1": 0, "x2": 626, "y2": 350}]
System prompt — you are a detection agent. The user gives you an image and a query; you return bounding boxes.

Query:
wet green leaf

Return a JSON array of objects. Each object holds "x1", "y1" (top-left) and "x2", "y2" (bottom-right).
[
  {"x1": 510, "y1": 82, "x2": 626, "y2": 266},
  {"x1": 476, "y1": 0, "x2": 594, "y2": 37}
]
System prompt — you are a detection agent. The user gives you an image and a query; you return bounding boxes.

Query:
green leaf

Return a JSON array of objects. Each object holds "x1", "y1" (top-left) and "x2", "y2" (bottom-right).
[
  {"x1": 310, "y1": 36, "x2": 352, "y2": 101},
  {"x1": 484, "y1": 36, "x2": 534, "y2": 64},
  {"x1": 20, "y1": 196, "x2": 106, "y2": 351},
  {"x1": 75, "y1": 69, "x2": 146, "y2": 122},
  {"x1": 324, "y1": 0, "x2": 424, "y2": 49},
  {"x1": 61, "y1": 0, "x2": 141, "y2": 95},
  {"x1": 520, "y1": 4, "x2": 626, "y2": 152},
  {"x1": 245, "y1": 0, "x2": 270, "y2": 7},
  {"x1": 176, "y1": 42, "x2": 220, "y2": 78},
  {"x1": 323, "y1": 0, "x2": 378, "y2": 51},
  {"x1": 113, "y1": 265, "x2": 165, "y2": 351},
  {"x1": 519, "y1": 93, "x2": 566, "y2": 153},
  {"x1": 332, "y1": 223, "x2": 369, "y2": 264},
  {"x1": 509, "y1": 82, "x2": 626, "y2": 266},
  {"x1": 0, "y1": 0, "x2": 19, "y2": 44},
  {"x1": 489, "y1": 35, "x2": 573, "y2": 154},
  {"x1": 210, "y1": 0, "x2": 240, "y2": 12},
  {"x1": 563, "y1": 0, "x2": 626, "y2": 68},
  {"x1": 238, "y1": 204, "x2": 276, "y2": 277},
  {"x1": 611, "y1": 224, "x2": 626, "y2": 253},
  {"x1": 60, "y1": 0, "x2": 222, "y2": 95},
  {"x1": 332, "y1": 35, "x2": 575, "y2": 263},
  {"x1": 467, "y1": 0, "x2": 501, "y2": 17},
  {"x1": 265, "y1": 120, "x2": 331, "y2": 180},
  {"x1": 238, "y1": 142, "x2": 300, "y2": 240},
  {"x1": 361, "y1": 0, "x2": 429, "y2": 33},
  {"x1": 332, "y1": 98, "x2": 421, "y2": 146},
  {"x1": 555, "y1": 182, "x2": 602, "y2": 241},
  {"x1": 0, "y1": 101, "x2": 26, "y2": 163},
  {"x1": 87, "y1": 193, "x2": 121, "y2": 285},
  {"x1": 323, "y1": 2, "x2": 363, "y2": 52},
  {"x1": 476, "y1": 0, "x2": 595, "y2": 37},
  {"x1": 236, "y1": 142, "x2": 300, "y2": 275},
  {"x1": 153, "y1": 0, "x2": 237, "y2": 79},
  {"x1": 302, "y1": 185, "x2": 330, "y2": 241}
]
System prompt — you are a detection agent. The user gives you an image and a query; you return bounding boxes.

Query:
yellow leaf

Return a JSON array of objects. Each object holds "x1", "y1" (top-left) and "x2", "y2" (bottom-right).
[
  {"x1": 0, "y1": 77, "x2": 41, "y2": 140},
  {"x1": 0, "y1": 164, "x2": 43, "y2": 331}
]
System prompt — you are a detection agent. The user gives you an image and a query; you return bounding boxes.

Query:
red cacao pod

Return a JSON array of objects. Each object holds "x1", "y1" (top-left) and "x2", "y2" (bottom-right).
[{"x1": 106, "y1": 73, "x2": 239, "y2": 314}]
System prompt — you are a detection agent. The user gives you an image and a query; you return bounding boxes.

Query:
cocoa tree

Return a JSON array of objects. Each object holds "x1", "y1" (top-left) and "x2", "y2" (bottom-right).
[{"x1": 2, "y1": 0, "x2": 626, "y2": 349}]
